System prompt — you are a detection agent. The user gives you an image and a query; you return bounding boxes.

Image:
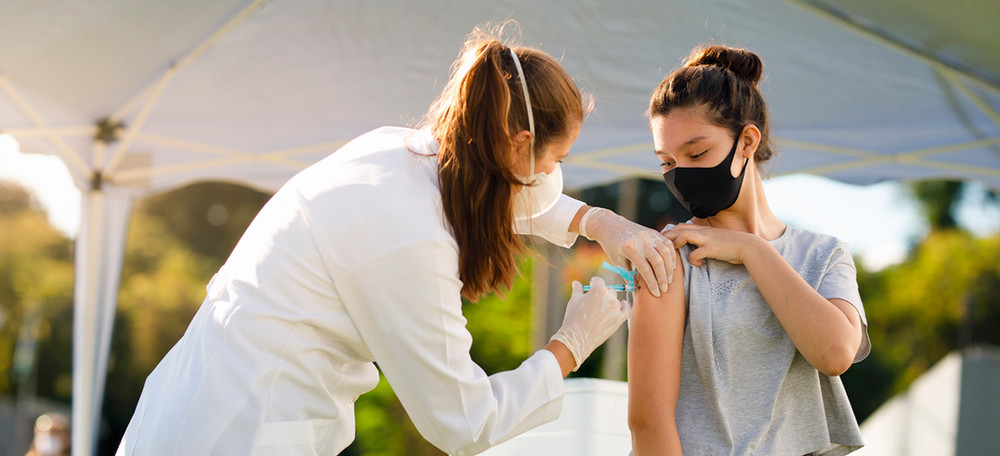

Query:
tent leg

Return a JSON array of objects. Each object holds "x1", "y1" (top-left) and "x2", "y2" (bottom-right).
[{"x1": 72, "y1": 189, "x2": 133, "y2": 456}]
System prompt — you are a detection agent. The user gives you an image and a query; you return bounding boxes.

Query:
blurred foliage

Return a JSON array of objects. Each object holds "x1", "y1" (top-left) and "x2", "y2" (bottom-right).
[
  {"x1": 0, "y1": 182, "x2": 74, "y2": 398},
  {"x1": 909, "y1": 180, "x2": 964, "y2": 230},
  {"x1": 842, "y1": 229, "x2": 1000, "y2": 421},
  {"x1": 841, "y1": 178, "x2": 1000, "y2": 421},
  {"x1": 136, "y1": 181, "x2": 272, "y2": 265},
  {"x1": 2, "y1": 177, "x2": 999, "y2": 454}
]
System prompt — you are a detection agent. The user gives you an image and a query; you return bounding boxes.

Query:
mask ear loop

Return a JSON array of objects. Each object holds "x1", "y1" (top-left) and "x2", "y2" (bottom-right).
[{"x1": 509, "y1": 48, "x2": 535, "y2": 177}]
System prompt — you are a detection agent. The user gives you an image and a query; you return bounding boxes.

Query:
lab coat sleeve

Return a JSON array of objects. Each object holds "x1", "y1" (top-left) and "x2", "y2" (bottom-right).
[
  {"x1": 333, "y1": 239, "x2": 565, "y2": 455},
  {"x1": 513, "y1": 193, "x2": 585, "y2": 248}
]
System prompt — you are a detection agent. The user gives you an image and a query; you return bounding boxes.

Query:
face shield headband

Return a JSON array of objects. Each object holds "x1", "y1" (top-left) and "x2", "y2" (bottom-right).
[{"x1": 510, "y1": 48, "x2": 563, "y2": 221}]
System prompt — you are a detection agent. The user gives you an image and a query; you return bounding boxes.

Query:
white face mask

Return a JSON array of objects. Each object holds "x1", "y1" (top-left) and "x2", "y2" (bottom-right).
[
  {"x1": 513, "y1": 163, "x2": 563, "y2": 221},
  {"x1": 508, "y1": 48, "x2": 564, "y2": 222}
]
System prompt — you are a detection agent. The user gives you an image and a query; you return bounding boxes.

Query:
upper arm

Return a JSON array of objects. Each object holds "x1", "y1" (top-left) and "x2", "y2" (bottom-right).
[
  {"x1": 818, "y1": 244, "x2": 870, "y2": 363},
  {"x1": 828, "y1": 297, "x2": 866, "y2": 361},
  {"x1": 628, "y1": 248, "x2": 686, "y2": 429}
]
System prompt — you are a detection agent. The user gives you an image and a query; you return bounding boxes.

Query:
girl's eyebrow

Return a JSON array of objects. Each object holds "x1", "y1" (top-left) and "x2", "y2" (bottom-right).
[
  {"x1": 655, "y1": 136, "x2": 711, "y2": 157},
  {"x1": 680, "y1": 136, "x2": 709, "y2": 148}
]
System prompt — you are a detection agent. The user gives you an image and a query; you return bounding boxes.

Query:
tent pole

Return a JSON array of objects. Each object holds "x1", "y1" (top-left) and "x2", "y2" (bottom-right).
[{"x1": 72, "y1": 188, "x2": 134, "y2": 456}]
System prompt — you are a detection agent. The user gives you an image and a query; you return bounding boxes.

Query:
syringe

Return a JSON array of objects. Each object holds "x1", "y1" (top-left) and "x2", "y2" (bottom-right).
[{"x1": 581, "y1": 261, "x2": 637, "y2": 293}]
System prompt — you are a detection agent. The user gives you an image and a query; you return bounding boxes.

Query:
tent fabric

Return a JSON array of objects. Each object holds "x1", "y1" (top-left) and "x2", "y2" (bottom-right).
[
  {"x1": 3, "y1": 0, "x2": 999, "y2": 194},
  {"x1": 1, "y1": 1, "x2": 999, "y2": 454}
]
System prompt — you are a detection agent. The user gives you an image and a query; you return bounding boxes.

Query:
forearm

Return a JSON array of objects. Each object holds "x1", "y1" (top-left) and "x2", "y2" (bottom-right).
[
  {"x1": 741, "y1": 239, "x2": 861, "y2": 375},
  {"x1": 569, "y1": 204, "x2": 592, "y2": 235}
]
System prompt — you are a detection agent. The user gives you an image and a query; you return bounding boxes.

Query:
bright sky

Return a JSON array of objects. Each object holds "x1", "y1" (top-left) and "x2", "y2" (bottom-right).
[{"x1": 1, "y1": 133, "x2": 998, "y2": 271}]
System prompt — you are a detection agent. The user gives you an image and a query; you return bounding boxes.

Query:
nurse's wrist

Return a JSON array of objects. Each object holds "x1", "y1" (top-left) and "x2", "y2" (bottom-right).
[
  {"x1": 570, "y1": 205, "x2": 593, "y2": 236},
  {"x1": 543, "y1": 340, "x2": 576, "y2": 377}
]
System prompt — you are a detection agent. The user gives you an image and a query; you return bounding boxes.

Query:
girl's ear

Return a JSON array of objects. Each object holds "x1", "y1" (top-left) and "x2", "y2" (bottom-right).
[{"x1": 740, "y1": 125, "x2": 762, "y2": 159}]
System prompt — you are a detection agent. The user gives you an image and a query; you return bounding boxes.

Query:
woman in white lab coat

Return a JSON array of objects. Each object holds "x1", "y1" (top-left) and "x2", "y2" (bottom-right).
[{"x1": 117, "y1": 24, "x2": 675, "y2": 456}]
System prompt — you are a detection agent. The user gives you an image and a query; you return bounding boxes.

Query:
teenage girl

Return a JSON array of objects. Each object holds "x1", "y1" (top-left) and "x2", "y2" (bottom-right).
[{"x1": 628, "y1": 45, "x2": 870, "y2": 456}]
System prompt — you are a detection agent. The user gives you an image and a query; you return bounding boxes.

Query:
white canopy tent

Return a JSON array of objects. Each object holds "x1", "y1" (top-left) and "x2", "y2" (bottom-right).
[{"x1": 1, "y1": 1, "x2": 998, "y2": 454}]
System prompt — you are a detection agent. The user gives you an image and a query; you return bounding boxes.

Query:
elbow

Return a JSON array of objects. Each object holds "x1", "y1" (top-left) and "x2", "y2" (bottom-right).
[
  {"x1": 629, "y1": 408, "x2": 682, "y2": 456},
  {"x1": 812, "y1": 342, "x2": 856, "y2": 376},
  {"x1": 627, "y1": 410, "x2": 649, "y2": 436},
  {"x1": 628, "y1": 407, "x2": 673, "y2": 437}
]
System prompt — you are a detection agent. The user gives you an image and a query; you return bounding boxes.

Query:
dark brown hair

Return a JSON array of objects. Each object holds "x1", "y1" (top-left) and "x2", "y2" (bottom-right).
[
  {"x1": 649, "y1": 45, "x2": 774, "y2": 164},
  {"x1": 425, "y1": 22, "x2": 589, "y2": 300}
]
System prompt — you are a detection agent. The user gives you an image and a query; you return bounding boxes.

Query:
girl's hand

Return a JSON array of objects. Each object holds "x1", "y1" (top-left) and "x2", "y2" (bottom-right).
[{"x1": 661, "y1": 224, "x2": 761, "y2": 266}]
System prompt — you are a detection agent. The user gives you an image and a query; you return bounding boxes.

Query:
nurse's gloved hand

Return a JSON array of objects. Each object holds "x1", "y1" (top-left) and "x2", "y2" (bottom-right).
[
  {"x1": 550, "y1": 277, "x2": 630, "y2": 371},
  {"x1": 579, "y1": 207, "x2": 675, "y2": 297}
]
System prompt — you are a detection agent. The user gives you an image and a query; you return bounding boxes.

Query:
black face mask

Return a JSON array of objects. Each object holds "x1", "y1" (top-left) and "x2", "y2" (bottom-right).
[{"x1": 662, "y1": 137, "x2": 749, "y2": 219}]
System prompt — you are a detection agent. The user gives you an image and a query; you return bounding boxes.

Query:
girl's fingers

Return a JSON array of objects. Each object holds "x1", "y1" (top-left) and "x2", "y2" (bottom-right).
[{"x1": 688, "y1": 247, "x2": 708, "y2": 267}]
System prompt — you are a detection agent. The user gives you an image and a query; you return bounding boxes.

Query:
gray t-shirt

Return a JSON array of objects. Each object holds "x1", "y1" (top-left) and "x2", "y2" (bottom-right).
[{"x1": 674, "y1": 225, "x2": 870, "y2": 456}]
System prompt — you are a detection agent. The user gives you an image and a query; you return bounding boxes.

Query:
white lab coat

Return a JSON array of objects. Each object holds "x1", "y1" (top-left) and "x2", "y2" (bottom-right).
[{"x1": 116, "y1": 127, "x2": 586, "y2": 456}]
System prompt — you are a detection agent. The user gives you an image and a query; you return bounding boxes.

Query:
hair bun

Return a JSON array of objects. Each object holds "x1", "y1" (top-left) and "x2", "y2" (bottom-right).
[{"x1": 684, "y1": 45, "x2": 763, "y2": 85}]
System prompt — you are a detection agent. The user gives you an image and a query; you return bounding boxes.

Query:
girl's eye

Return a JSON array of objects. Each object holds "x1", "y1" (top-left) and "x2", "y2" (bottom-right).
[
  {"x1": 691, "y1": 151, "x2": 708, "y2": 160},
  {"x1": 660, "y1": 161, "x2": 674, "y2": 169}
]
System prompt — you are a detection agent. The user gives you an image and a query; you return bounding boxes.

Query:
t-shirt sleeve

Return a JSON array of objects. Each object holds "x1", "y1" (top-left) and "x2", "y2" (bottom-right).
[{"x1": 817, "y1": 242, "x2": 871, "y2": 362}]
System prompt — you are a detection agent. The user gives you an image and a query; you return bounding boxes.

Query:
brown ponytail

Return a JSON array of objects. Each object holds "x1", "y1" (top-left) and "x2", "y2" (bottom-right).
[
  {"x1": 649, "y1": 45, "x2": 774, "y2": 164},
  {"x1": 425, "y1": 22, "x2": 589, "y2": 300}
]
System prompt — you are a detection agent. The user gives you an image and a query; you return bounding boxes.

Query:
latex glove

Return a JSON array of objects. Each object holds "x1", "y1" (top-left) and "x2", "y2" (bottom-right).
[
  {"x1": 579, "y1": 207, "x2": 675, "y2": 297},
  {"x1": 550, "y1": 277, "x2": 630, "y2": 371}
]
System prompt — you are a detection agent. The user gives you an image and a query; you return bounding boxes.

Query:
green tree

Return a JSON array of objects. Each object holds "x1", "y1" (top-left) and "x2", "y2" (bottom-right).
[
  {"x1": 909, "y1": 179, "x2": 999, "y2": 231},
  {"x1": 136, "y1": 181, "x2": 272, "y2": 265},
  {"x1": 0, "y1": 181, "x2": 74, "y2": 398},
  {"x1": 909, "y1": 180, "x2": 965, "y2": 230},
  {"x1": 840, "y1": 179, "x2": 1000, "y2": 422},
  {"x1": 0, "y1": 180, "x2": 274, "y2": 454}
]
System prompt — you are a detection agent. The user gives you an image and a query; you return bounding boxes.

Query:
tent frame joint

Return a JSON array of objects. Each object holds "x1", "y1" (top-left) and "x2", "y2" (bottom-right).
[
  {"x1": 94, "y1": 117, "x2": 125, "y2": 145},
  {"x1": 90, "y1": 171, "x2": 104, "y2": 191}
]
